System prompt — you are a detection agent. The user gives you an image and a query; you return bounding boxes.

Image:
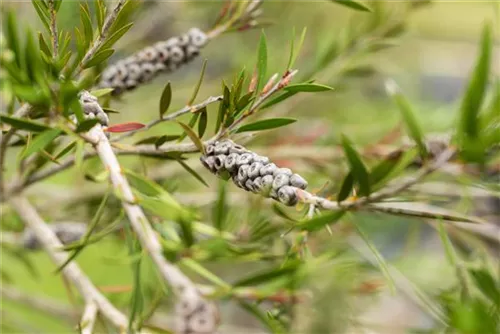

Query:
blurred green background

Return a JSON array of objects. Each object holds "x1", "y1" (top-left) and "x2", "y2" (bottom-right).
[{"x1": 1, "y1": 1, "x2": 499, "y2": 333}]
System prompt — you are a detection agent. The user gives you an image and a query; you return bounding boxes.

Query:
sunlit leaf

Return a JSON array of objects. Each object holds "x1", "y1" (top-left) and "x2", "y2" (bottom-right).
[
  {"x1": 238, "y1": 300, "x2": 287, "y2": 334},
  {"x1": 236, "y1": 118, "x2": 297, "y2": 133},
  {"x1": 90, "y1": 88, "x2": 115, "y2": 98},
  {"x1": 284, "y1": 83, "x2": 334, "y2": 93},
  {"x1": 177, "y1": 121, "x2": 205, "y2": 155}
]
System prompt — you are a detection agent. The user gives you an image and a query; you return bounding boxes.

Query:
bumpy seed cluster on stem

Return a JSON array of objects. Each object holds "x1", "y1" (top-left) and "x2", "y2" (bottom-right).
[
  {"x1": 22, "y1": 222, "x2": 87, "y2": 250},
  {"x1": 200, "y1": 139, "x2": 308, "y2": 206},
  {"x1": 98, "y1": 28, "x2": 208, "y2": 95},
  {"x1": 175, "y1": 286, "x2": 220, "y2": 334}
]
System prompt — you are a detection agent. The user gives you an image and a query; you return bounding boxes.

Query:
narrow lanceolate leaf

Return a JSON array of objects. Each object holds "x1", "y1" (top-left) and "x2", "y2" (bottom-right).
[
  {"x1": 236, "y1": 118, "x2": 297, "y2": 133},
  {"x1": 298, "y1": 210, "x2": 345, "y2": 231},
  {"x1": 75, "y1": 119, "x2": 100, "y2": 133},
  {"x1": 177, "y1": 121, "x2": 205, "y2": 155},
  {"x1": 337, "y1": 172, "x2": 354, "y2": 202},
  {"x1": 38, "y1": 32, "x2": 52, "y2": 58},
  {"x1": 369, "y1": 151, "x2": 406, "y2": 190},
  {"x1": 176, "y1": 159, "x2": 208, "y2": 187},
  {"x1": 90, "y1": 88, "x2": 115, "y2": 98},
  {"x1": 82, "y1": 49, "x2": 115, "y2": 69},
  {"x1": 238, "y1": 301, "x2": 287, "y2": 334},
  {"x1": 331, "y1": 0, "x2": 372, "y2": 12},
  {"x1": 159, "y1": 82, "x2": 172, "y2": 118},
  {"x1": 54, "y1": 141, "x2": 77, "y2": 160},
  {"x1": 0, "y1": 115, "x2": 51, "y2": 132},
  {"x1": 188, "y1": 59, "x2": 208, "y2": 105},
  {"x1": 260, "y1": 90, "x2": 298, "y2": 109},
  {"x1": 100, "y1": 22, "x2": 134, "y2": 51},
  {"x1": 213, "y1": 180, "x2": 227, "y2": 231},
  {"x1": 198, "y1": 107, "x2": 208, "y2": 138},
  {"x1": 285, "y1": 27, "x2": 296, "y2": 72},
  {"x1": 284, "y1": 83, "x2": 334, "y2": 93},
  {"x1": 95, "y1": 0, "x2": 106, "y2": 31},
  {"x1": 106, "y1": 122, "x2": 145, "y2": 133},
  {"x1": 181, "y1": 258, "x2": 230, "y2": 289},
  {"x1": 341, "y1": 135, "x2": 370, "y2": 197},
  {"x1": 256, "y1": 31, "x2": 268, "y2": 94},
  {"x1": 5, "y1": 10, "x2": 22, "y2": 68},
  {"x1": 31, "y1": 0, "x2": 51, "y2": 31},
  {"x1": 21, "y1": 129, "x2": 61, "y2": 159},
  {"x1": 385, "y1": 80, "x2": 427, "y2": 158},
  {"x1": 468, "y1": 269, "x2": 500, "y2": 306},
  {"x1": 459, "y1": 23, "x2": 492, "y2": 140},
  {"x1": 79, "y1": 3, "x2": 93, "y2": 47},
  {"x1": 233, "y1": 262, "x2": 298, "y2": 287}
]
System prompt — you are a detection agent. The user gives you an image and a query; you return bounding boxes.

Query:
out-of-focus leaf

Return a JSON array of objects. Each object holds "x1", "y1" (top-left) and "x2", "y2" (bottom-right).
[
  {"x1": 341, "y1": 135, "x2": 370, "y2": 197},
  {"x1": 213, "y1": 180, "x2": 227, "y2": 231},
  {"x1": 100, "y1": 22, "x2": 134, "y2": 51},
  {"x1": 177, "y1": 121, "x2": 205, "y2": 155},
  {"x1": 106, "y1": 122, "x2": 145, "y2": 133},
  {"x1": 83, "y1": 48, "x2": 114, "y2": 69},
  {"x1": 337, "y1": 172, "x2": 353, "y2": 202},
  {"x1": 233, "y1": 262, "x2": 298, "y2": 287},
  {"x1": 236, "y1": 118, "x2": 297, "y2": 133},
  {"x1": 96, "y1": 0, "x2": 106, "y2": 31},
  {"x1": 215, "y1": 83, "x2": 230, "y2": 132},
  {"x1": 238, "y1": 300, "x2": 287, "y2": 334},
  {"x1": 54, "y1": 141, "x2": 76, "y2": 160},
  {"x1": 331, "y1": 0, "x2": 371, "y2": 12},
  {"x1": 188, "y1": 59, "x2": 208, "y2": 105},
  {"x1": 159, "y1": 82, "x2": 172, "y2": 118},
  {"x1": 449, "y1": 298, "x2": 497, "y2": 334},
  {"x1": 232, "y1": 67, "x2": 246, "y2": 105},
  {"x1": 286, "y1": 27, "x2": 296, "y2": 72},
  {"x1": 298, "y1": 210, "x2": 345, "y2": 231},
  {"x1": 260, "y1": 90, "x2": 298, "y2": 109},
  {"x1": 198, "y1": 107, "x2": 208, "y2": 138},
  {"x1": 181, "y1": 258, "x2": 230, "y2": 289},
  {"x1": 272, "y1": 203, "x2": 298, "y2": 222},
  {"x1": 107, "y1": 0, "x2": 140, "y2": 37},
  {"x1": 4, "y1": 10, "x2": 22, "y2": 68},
  {"x1": 11, "y1": 85, "x2": 50, "y2": 106},
  {"x1": 90, "y1": 88, "x2": 115, "y2": 98},
  {"x1": 0, "y1": 115, "x2": 51, "y2": 132},
  {"x1": 124, "y1": 223, "x2": 144, "y2": 332},
  {"x1": 38, "y1": 32, "x2": 51, "y2": 59},
  {"x1": 469, "y1": 269, "x2": 500, "y2": 306},
  {"x1": 21, "y1": 129, "x2": 61, "y2": 159},
  {"x1": 79, "y1": 3, "x2": 93, "y2": 48},
  {"x1": 235, "y1": 92, "x2": 255, "y2": 113},
  {"x1": 102, "y1": 107, "x2": 120, "y2": 114},
  {"x1": 369, "y1": 151, "x2": 404, "y2": 189},
  {"x1": 372, "y1": 148, "x2": 418, "y2": 190},
  {"x1": 176, "y1": 159, "x2": 208, "y2": 187},
  {"x1": 75, "y1": 119, "x2": 99, "y2": 132},
  {"x1": 385, "y1": 80, "x2": 427, "y2": 158},
  {"x1": 256, "y1": 31, "x2": 268, "y2": 94},
  {"x1": 284, "y1": 83, "x2": 334, "y2": 93},
  {"x1": 136, "y1": 194, "x2": 190, "y2": 222},
  {"x1": 133, "y1": 135, "x2": 179, "y2": 146}
]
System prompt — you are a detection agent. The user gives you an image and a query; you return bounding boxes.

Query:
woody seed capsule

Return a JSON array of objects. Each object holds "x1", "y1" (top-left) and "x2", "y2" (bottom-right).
[
  {"x1": 236, "y1": 153, "x2": 254, "y2": 166},
  {"x1": 213, "y1": 155, "x2": 226, "y2": 171},
  {"x1": 260, "y1": 163, "x2": 277, "y2": 176},
  {"x1": 247, "y1": 162, "x2": 263, "y2": 179},
  {"x1": 290, "y1": 174, "x2": 308, "y2": 190},
  {"x1": 273, "y1": 168, "x2": 292, "y2": 177},
  {"x1": 237, "y1": 164, "x2": 250, "y2": 183},
  {"x1": 214, "y1": 141, "x2": 232, "y2": 155},
  {"x1": 278, "y1": 186, "x2": 298, "y2": 206},
  {"x1": 224, "y1": 153, "x2": 239, "y2": 173},
  {"x1": 272, "y1": 173, "x2": 290, "y2": 190},
  {"x1": 229, "y1": 144, "x2": 248, "y2": 154}
]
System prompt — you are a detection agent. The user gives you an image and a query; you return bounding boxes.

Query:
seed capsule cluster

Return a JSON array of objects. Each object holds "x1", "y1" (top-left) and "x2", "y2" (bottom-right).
[
  {"x1": 175, "y1": 286, "x2": 219, "y2": 334},
  {"x1": 200, "y1": 140, "x2": 308, "y2": 206},
  {"x1": 22, "y1": 222, "x2": 87, "y2": 250},
  {"x1": 98, "y1": 28, "x2": 208, "y2": 95}
]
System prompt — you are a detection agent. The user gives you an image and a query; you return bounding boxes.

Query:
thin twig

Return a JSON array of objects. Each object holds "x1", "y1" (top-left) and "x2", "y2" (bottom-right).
[
  {"x1": 48, "y1": 0, "x2": 58, "y2": 58},
  {"x1": 8, "y1": 196, "x2": 128, "y2": 330},
  {"x1": 80, "y1": 302, "x2": 98, "y2": 334},
  {"x1": 80, "y1": 0, "x2": 126, "y2": 68},
  {"x1": 112, "y1": 95, "x2": 223, "y2": 142}
]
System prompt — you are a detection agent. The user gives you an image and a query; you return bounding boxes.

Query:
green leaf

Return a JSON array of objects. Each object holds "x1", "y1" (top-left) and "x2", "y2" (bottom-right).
[
  {"x1": 79, "y1": 3, "x2": 93, "y2": 48},
  {"x1": 181, "y1": 258, "x2": 230, "y2": 289},
  {"x1": 284, "y1": 83, "x2": 334, "y2": 93},
  {"x1": 83, "y1": 49, "x2": 114, "y2": 69},
  {"x1": 133, "y1": 135, "x2": 179, "y2": 146},
  {"x1": 125, "y1": 169, "x2": 180, "y2": 204},
  {"x1": 198, "y1": 107, "x2": 208, "y2": 138},
  {"x1": 385, "y1": 80, "x2": 427, "y2": 158},
  {"x1": 337, "y1": 172, "x2": 354, "y2": 202},
  {"x1": 75, "y1": 119, "x2": 99, "y2": 133},
  {"x1": 4, "y1": 10, "x2": 22, "y2": 68},
  {"x1": 0, "y1": 115, "x2": 51, "y2": 132},
  {"x1": 38, "y1": 32, "x2": 52, "y2": 58},
  {"x1": 285, "y1": 27, "x2": 296, "y2": 72},
  {"x1": 233, "y1": 262, "x2": 298, "y2": 287},
  {"x1": 372, "y1": 149, "x2": 418, "y2": 191},
  {"x1": 54, "y1": 141, "x2": 77, "y2": 160},
  {"x1": 188, "y1": 59, "x2": 208, "y2": 105},
  {"x1": 232, "y1": 67, "x2": 246, "y2": 105},
  {"x1": 289, "y1": 27, "x2": 307, "y2": 70},
  {"x1": 469, "y1": 269, "x2": 500, "y2": 306},
  {"x1": 100, "y1": 22, "x2": 134, "y2": 51},
  {"x1": 31, "y1": 0, "x2": 51, "y2": 31},
  {"x1": 96, "y1": 0, "x2": 106, "y2": 31},
  {"x1": 159, "y1": 82, "x2": 172, "y2": 118},
  {"x1": 238, "y1": 300, "x2": 287, "y2": 334},
  {"x1": 89, "y1": 88, "x2": 115, "y2": 98},
  {"x1": 136, "y1": 194, "x2": 189, "y2": 222},
  {"x1": 298, "y1": 210, "x2": 345, "y2": 231},
  {"x1": 212, "y1": 180, "x2": 227, "y2": 231},
  {"x1": 107, "y1": 0, "x2": 140, "y2": 37},
  {"x1": 235, "y1": 92, "x2": 255, "y2": 113},
  {"x1": 341, "y1": 135, "x2": 370, "y2": 197},
  {"x1": 21, "y1": 129, "x2": 61, "y2": 160},
  {"x1": 177, "y1": 121, "x2": 205, "y2": 155},
  {"x1": 176, "y1": 159, "x2": 208, "y2": 187},
  {"x1": 331, "y1": 0, "x2": 372, "y2": 12},
  {"x1": 260, "y1": 91, "x2": 299, "y2": 109},
  {"x1": 236, "y1": 118, "x2": 297, "y2": 133},
  {"x1": 215, "y1": 83, "x2": 230, "y2": 132},
  {"x1": 459, "y1": 23, "x2": 492, "y2": 139},
  {"x1": 369, "y1": 151, "x2": 406, "y2": 190},
  {"x1": 256, "y1": 31, "x2": 268, "y2": 94}
]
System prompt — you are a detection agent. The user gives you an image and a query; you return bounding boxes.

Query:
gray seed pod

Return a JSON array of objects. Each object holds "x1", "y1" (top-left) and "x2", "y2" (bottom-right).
[
  {"x1": 261, "y1": 175, "x2": 274, "y2": 192},
  {"x1": 273, "y1": 168, "x2": 292, "y2": 177},
  {"x1": 229, "y1": 144, "x2": 248, "y2": 154},
  {"x1": 224, "y1": 153, "x2": 239, "y2": 173},
  {"x1": 278, "y1": 186, "x2": 298, "y2": 206},
  {"x1": 205, "y1": 144, "x2": 216, "y2": 156},
  {"x1": 252, "y1": 176, "x2": 263, "y2": 192},
  {"x1": 214, "y1": 141, "x2": 232, "y2": 155},
  {"x1": 272, "y1": 173, "x2": 290, "y2": 190},
  {"x1": 260, "y1": 163, "x2": 277, "y2": 176},
  {"x1": 232, "y1": 174, "x2": 245, "y2": 189},
  {"x1": 236, "y1": 153, "x2": 254, "y2": 166},
  {"x1": 237, "y1": 164, "x2": 250, "y2": 183},
  {"x1": 247, "y1": 162, "x2": 263, "y2": 179},
  {"x1": 189, "y1": 28, "x2": 209, "y2": 48},
  {"x1": 254, "y1": 155, "x2": 270, "y2": 164},
  {"x1": 169, "y1": 45, "x2": 185, "y2": 63},
  {"x1": 186, "y1": 305, "x2": 218, "y2": 334},
  {"x1": 200, "y1": 156, "x2": 216, "y2": 173},
  {"x1": 213, "y1": 155, "x2": 226, "y2": 172},
  {"x1": 245, "y1": 179, "x2": 256, "y2": 192},
  {"x1": 290, "y1": 174, "x2": 308, "y2": 190},
  {"x1": 269, "y1": 188, "x2": 278, "y2": 200}
]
